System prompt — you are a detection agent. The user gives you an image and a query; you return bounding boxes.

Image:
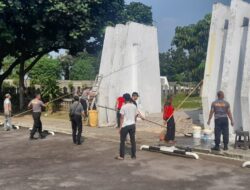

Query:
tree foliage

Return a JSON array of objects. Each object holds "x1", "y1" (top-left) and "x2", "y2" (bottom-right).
[
  {"x1": 160, "y1": 14, "x2": 211, "y2": 82},
  {"x1": 69, "y1": 53, "x2": 98, "y2": 80},
  {"x1": 29, "y1": 56, "x2": 61, "y2": 84},
  {"x1": 122, "y1": 2, "x2": 153, "y2": 25}
]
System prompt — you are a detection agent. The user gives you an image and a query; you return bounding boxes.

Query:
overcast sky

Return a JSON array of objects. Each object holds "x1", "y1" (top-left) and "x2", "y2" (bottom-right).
[{"x1": 125, "y1": 0, "x2": 250, "y2": 52}]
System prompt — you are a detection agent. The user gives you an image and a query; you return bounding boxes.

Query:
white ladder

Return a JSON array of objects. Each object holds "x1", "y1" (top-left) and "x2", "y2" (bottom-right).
[{"x1": 90, "y1": 75, "x2": 103, "y2": 110}]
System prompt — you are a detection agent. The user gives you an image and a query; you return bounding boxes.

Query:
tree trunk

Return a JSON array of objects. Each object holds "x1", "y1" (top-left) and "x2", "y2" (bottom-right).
[
  {"x1": 19, "y1": 62, "x2": 25, "y2": 111},
  {"x1": 64, "y1": 68, "x2": 70, "y2": 80}
]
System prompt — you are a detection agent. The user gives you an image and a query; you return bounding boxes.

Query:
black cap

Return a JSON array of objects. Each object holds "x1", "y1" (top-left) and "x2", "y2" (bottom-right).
[
  {"x1": 74, "y1": 95, "x2": 79, "y2": 101},
  {"x1": 123, "y1": 93, "x2": 131, "y2": 102},
  {"x1": 132, "y1": 92, "x2": 139, "y2": 97}
]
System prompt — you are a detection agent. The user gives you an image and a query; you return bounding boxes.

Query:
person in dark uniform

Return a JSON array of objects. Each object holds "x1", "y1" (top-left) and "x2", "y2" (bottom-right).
[
  {"x1": 69, "y1": 96, "x2": 85, "y2": 145},
  {"x1": 28, "y1": 94, "x2": 46, "y2": 140},
  {"x1": 207, "y1": 91, "x2": 234, "y2": 151}
]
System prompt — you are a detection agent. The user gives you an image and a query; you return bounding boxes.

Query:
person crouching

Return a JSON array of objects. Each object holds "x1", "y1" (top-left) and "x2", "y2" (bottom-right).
[{"x1": 163, "y1": 95, "x2": 176, "y2": 144}]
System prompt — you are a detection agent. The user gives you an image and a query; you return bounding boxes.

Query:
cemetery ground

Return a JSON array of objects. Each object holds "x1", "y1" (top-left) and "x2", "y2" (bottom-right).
[{"x1": 0, "y1": 110, "x2": 250, "y2": 190}]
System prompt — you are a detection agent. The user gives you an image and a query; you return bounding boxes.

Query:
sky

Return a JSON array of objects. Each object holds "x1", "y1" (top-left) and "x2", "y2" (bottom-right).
[{"x1": 125, "y1": 0, "x2": 245, "y2": 52}]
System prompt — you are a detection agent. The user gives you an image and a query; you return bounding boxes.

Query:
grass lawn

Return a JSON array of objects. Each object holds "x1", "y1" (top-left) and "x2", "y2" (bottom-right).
[{"x1": 165, "y1": 93, "x2": 202, "y2": 109}]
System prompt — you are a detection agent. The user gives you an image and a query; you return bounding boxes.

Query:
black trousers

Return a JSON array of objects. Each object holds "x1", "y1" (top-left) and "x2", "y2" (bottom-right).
[
  {"x1": 120, "y1": 124, "x2": 136, "y2": 158},
  {"x1": 116, "y1": 110, "x2": 121, "y2": 128},
  {"x1": 214, "y1": 117, "x2": 229, "y2": 147},
  {"x1": 71, "y1": 115, "x2": 83, "y2": 144},
  {"x1": 30, "y1": 112, "x2": 43, "y2": 138},
  {"x1": 165, "y1": 117, "x2": 175, "y2": 141}
]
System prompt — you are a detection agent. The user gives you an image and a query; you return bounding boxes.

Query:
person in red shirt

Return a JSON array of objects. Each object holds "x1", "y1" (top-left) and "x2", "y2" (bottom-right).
[
  {"x1": 163, "y1": 95, "x2": 175, "y2": 143},
  {"x1": 115, "y1": 96, "x2": 125, "y2": 128}
]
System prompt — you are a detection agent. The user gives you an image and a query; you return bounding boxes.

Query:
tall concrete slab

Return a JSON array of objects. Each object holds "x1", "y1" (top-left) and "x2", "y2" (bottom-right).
[
  {"x1": 202, "y1": 3, "x2": 231, "y2": 129},
  {"x1": 221, "y1": 0, "x2": 250, "y2": 133},
  {"x1": 98, "y1": 22, "x2": 161, "y2": 126},
  {"x1": 203, "y1": 0, "x2": 250, "y2": 137}
]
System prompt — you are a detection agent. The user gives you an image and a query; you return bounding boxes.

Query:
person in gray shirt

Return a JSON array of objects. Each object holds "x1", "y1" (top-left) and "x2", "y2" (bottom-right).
[
  {"x1": 207, "y1": 91, "x2": 234, "y2": 151},
  {"x1": 28, "y1": 94, "x2": 46, "y2": 140},
  {"x1": 69, "y1": 96, "x2": 85, "y2": 145}
]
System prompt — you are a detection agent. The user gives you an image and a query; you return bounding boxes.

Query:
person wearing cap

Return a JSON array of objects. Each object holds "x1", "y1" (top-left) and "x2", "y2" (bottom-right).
[
  {"x1": 69, "y1": 96, "x2": 85, "y2": 145},
  {"x1": 3, "y1": 93, "x2": 12, "y2": 131},
  {"x1": 131, "y1": 92, "x2": 139, "y2": 107},
  {"x1": 116, "y1": 93, "x2": 139, "y2": 160},
  {"x1": 207, "y1": 91, "x2": 234, "y2": 151},
  {"x1": 28, "y1": 94, "x2": 47, "y2": 140}
]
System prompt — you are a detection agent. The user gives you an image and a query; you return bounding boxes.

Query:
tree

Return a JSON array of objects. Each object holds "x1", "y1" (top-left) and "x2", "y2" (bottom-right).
[
  {"x1": 160, "y1": 14, "x2": 211, "y2": 82},
  {"x1": 123, "y1": 2, "x2": 153, "y2": 25},
  {"x1": 29, "y1": 56, "x2": 61, "y2": 84},
  {"x1": 0, "y1": 0, "x2": 126, "y2": 90},
  {"x1": 59, "y1": 54, "x2": 74, "y2": 80},
  {"x1": 70, "y1": 53, "x2": 97, "y2": 80}
]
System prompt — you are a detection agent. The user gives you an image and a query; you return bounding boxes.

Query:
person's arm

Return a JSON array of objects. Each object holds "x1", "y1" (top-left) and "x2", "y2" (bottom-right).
[
  {"x1": 119, "y1": 108, "x2": 125, "y2": 133},
  {"x1": 207, "y1": 109, "x2": 214, "y2": 125},
  {"x1": 137, "y1": 110, "x2": 145, "y2": 120},
  {"x1": 227, "y1": 108, "x2": 234, "y2": 126},
  {"x1": 28, "y1": 100, "x2": 32, "y2": 108}
]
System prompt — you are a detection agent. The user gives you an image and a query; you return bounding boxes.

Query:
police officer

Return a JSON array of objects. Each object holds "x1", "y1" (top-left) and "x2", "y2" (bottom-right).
[
  {"x1": 69, "y1": 96, "x2": 85, "y2": 145},
  {"x1": 28, "y1": 94, "x2": 46, "y2": 140},
  {"x1": 207, "y1": 91, "x2": 234, "y2": 151}
]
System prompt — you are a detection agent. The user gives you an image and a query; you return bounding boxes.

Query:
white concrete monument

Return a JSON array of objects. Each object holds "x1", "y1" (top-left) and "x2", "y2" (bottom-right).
[
  {"x1": 202, "y1": 0, "x2": 250, "y2": 135},
  {"x1": 98, "y1": 22, "x2": 161, "y2": 126}
]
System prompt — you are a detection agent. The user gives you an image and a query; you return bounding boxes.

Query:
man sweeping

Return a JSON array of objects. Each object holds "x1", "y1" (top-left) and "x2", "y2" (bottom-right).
[
  {"x1": 207, "y1": 91, "x2": 234, "y2": 151},
  {"x1": 28, "y1": 94, "x2": 47, "y2": 140}
]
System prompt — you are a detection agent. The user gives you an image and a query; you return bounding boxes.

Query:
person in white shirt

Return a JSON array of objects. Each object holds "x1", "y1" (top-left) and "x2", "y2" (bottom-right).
[
  {"x1": 3, "y1": 93, "x2": 12, "y2": 131},
  {"x1": 115, "y1": 93, "x2": 140, "y2": 160}
]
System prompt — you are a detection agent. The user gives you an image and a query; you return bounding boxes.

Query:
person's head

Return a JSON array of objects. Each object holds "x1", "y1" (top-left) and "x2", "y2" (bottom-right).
[
  {"x1": 35, "y1": 93, "x2": 41, "y2": 100},
  {"x1": 5, "y1": 93, "x2": 11, "y2": 99},
  {"x1": 165, "y1": 95, "x2": 173, "y2": 105},
  {"x1": 132, "y1": 92, "x2": 139, "y2": 101},
  {"x1": 123, "y1": 93, "x2": 131, "y2": 103},
  {"x1": 74, "y1": 95, "x2": 79, "y2": 102},
  {"x1": 217, "y1": 91, "x2": 224, "y2": 99}
]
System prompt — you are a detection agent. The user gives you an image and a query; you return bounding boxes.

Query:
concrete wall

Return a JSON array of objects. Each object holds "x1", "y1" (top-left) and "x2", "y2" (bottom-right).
[
  {"x1": 203, "y1": 0, "x2": 250, "y2": 136},
  {"x1": 98, "y1": 22, "x2": 161, "y2": 126}
]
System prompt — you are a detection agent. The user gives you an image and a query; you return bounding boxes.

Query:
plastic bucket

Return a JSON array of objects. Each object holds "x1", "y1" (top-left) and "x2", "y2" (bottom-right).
[
  {"x1": 88, "y1": 110, "x2": 98, "y2": 127},
  {"x1": 193, "y1": 126, "x2": 202, "y2": 138}
]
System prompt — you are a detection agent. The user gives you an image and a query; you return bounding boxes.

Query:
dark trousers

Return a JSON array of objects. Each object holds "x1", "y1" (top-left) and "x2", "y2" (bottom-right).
[
  {"x1": 30, "y1": 112, "x2": 43, "y2": 138},
  {"x1": 120, "y1": 124, "x2": 136, "y2": 158},
  {"x1": 71, "y1": 115, "x2": 83, "y2": 144},
  {"x1": 165, "y1": 117, "x2": 175, "y2": 141},
  {"x1": 116, "y1": 110, "x2": 121, "y2": 128},
  {"x1": 214, "y1": 117, "x2": 229, "y2": 147}
]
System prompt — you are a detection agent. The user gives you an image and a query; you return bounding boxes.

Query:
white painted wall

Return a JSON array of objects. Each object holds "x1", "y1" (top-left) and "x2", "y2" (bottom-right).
[
  {"x1": 98, "y1": 22, "x2": 161, "y2": 126},
  {"x1": 203, "y1": 0, "x2": 250, "y2": 138}
]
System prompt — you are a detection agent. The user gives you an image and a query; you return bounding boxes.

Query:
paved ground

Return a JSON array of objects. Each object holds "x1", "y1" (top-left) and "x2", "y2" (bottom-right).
[{"x1": 0, "y1": 128, "x2": 250, "y2": 190}]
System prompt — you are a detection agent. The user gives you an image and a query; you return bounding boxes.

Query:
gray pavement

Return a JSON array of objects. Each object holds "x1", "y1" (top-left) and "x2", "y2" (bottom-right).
[{"x1": 0, "y1": 128, "x2": 250, "y2": 190}]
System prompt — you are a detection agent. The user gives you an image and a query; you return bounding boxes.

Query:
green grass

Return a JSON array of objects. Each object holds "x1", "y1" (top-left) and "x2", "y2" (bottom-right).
[{"x1": 164, "y1": 93, "x2": 202, "y2": 109}]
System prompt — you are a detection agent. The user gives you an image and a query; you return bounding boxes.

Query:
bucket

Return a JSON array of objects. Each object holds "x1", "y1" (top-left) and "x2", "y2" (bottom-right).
[
  {"x1": 192, "y1": 126, "x2": 202, "y2": 138},
  {"x1": 88, "y1": 110, "x2": 98, "y2": 127}
]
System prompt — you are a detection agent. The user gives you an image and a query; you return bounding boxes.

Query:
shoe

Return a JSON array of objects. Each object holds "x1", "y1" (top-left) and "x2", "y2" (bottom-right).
[
  {"x1": 115, "y1": 156, "x2": 124, "y2": 160},
  {"x1": 211, "y1": 146, "x2": 220, "y2": 151},
  {"x1": 77, "y1": 142, "x2": 82, "y2": 145},
  {"x1": 40, "y1": 135, "x2": 46, "y2": 139},
  {"x1": 131, "y1": 156, "x2": 136, "y2": 160},
  {"x1": 223, "y1": 145, "x2": 228, "y2": 151},
  {"x1": 30, "y1": 137, "x2": 38, "y2": 140}
]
